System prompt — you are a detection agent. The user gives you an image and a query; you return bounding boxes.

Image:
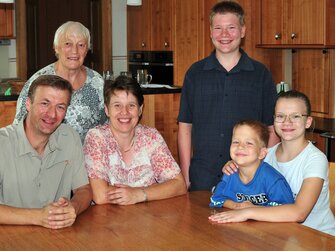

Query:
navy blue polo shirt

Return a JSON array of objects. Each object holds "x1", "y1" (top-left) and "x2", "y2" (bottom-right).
[{"x1": 178, "y1": 49, "x2": 277, "y2": 191}]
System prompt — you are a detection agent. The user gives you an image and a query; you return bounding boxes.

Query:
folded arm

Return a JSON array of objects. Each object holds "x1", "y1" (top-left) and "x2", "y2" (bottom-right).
[
  {"x1": 0, "y1": 184, "x2": 92, "y2": 229},
  {"x1": 91, "y1": 172, "x2": 187, "y2": 205}
]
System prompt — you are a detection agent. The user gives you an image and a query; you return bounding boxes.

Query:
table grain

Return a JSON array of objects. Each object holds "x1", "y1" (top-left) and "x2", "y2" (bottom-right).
[{"x1": 0, "y1": 191, "x2": 334, "y2": 250}]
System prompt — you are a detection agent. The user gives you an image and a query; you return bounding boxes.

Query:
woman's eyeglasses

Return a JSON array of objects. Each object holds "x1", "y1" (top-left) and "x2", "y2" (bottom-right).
[{"x1": 274, "y1": 113, "x2": 308, "y2": 123}]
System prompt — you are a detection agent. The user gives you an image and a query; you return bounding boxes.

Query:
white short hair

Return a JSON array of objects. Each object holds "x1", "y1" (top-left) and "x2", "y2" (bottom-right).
[{"x1": 53, "y1": 21, "x2": 91, "y2": 50}]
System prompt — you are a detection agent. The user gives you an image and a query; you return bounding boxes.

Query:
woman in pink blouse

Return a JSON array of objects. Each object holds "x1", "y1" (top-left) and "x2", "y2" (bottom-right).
[{"x1": 84, "y1": 75, "x2": 187, "y2": 205}]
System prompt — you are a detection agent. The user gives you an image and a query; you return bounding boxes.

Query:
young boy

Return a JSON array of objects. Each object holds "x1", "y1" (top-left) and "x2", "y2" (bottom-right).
[{"x1": 210, "y1": 120, "x2": 294, "y2": 209}]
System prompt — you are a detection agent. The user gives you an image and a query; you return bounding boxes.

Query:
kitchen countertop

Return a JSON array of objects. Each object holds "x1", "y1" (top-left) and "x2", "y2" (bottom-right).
[
  {"x1": 309, "y1": 117, "x2": 335, "y2": 134},
  {"x1": 0, "y1": 83, "x2": 182, "y2": 101},
  {"x1": 141, "y1": 86, "x2": 181, "y2": 95}
]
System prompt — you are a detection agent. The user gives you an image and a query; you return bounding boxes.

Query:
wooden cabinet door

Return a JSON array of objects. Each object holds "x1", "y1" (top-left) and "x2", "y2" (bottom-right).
[
  {"x1": 260, "y1": 0, "x2": 285, "y2": 45},
  {"x1": 0, "y1": 101, "x2": 16, "y2": 128},
  {"x1": 290, "y1": 0, "x2": 324, "y2": 46},
  {"x1": 259, "y1": 0, "x2": 334, "y2": 47},
  {"x1": 0, "y1": 3, "x2": 14, "y2": 38},
  {"x1": 292, "y1": 49, "x2": 333, "y2": 117},
  {"x1": 26, "y1": 0, "x2": 104, "y2": 78},
  {"x1": 174, "y1": 0, "x2": 201, "y2": 86},
  {"x1": 151, "y1": 0, "x2": 173, "y2": 51},
  {"x1": 141, "y1": 93, "x2": 180, "y2": 162},
  {"x1": 127, "y1": 0, "x2": 151, "y2": 51},
  {"x1": 173, "y1": 0, "x2": 217, "y2": 86}
]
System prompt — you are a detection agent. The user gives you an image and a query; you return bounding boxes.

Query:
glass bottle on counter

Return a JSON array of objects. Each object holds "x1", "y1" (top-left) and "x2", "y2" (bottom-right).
[{"x1": 278, "y1": 81, "x2": 285, "y2": 95}]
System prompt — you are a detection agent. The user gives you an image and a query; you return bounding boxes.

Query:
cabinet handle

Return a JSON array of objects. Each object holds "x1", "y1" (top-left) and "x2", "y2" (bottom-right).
[
  {"x1": 274, "y1": 33, "x2": 281, "y2": 40},
  {"x1": 141, "y1": 42, "x2": 146, "y2": 48},
  {"x1": 291, "y1": 33, "x2": 297, "y2": 40},
  {"x1": 164, "y1": 41, "x2": 169, "y2": 48}
]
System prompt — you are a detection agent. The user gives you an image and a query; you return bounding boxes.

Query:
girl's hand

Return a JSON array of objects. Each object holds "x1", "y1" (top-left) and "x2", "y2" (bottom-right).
[
  {"x1": 222, "y1": 161, "x2": 239, "y2": 175},
  {"x1": 208, "y1": 210, "x2": 248, "y2": 224}
]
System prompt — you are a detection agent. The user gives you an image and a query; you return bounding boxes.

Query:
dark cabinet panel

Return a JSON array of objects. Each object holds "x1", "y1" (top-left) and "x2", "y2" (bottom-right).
[{"x1": 26, "y1": 0, "x2": 102, "y2": 78}]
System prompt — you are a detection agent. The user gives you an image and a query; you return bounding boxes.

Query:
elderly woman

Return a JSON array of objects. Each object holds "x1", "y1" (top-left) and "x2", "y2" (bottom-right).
[
  {"x1": 84, "y1": 76, "x2": 187, "y2": 205},
  {"x1": 15, "y1": 21, "x2": 106, "y2": 142}
]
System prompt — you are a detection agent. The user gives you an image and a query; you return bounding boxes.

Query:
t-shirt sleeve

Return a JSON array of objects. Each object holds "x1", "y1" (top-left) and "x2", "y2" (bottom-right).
[
  {"x1": 210, "y1": 175, "x2": 230, "y2": 207},
  {"x1": 303, "y1": 148, "x2": 328, "y2": 180},
  {"x1": 178, "y1": 70, "x2": 193, "y2": 123}
]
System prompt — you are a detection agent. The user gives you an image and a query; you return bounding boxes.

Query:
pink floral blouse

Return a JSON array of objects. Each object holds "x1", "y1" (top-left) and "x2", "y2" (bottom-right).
[{"x1": 84, "y1": 124, "x2": 181, "y2": 187}]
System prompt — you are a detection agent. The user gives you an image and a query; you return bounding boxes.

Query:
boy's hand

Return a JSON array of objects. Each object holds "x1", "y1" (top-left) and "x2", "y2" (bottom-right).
[
  {"x1": 235, "y1": 201, "x2": 256, "y2": 209},
  {"x1": 222, "y1": 161, "x2": 239, "y2": 175}
]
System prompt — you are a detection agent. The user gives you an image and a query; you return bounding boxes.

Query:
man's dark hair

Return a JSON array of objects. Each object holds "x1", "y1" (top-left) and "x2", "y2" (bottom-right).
[
  {"x1": 104, "y1": 75, "x2": 144, "y2": 106},
  {"x1": 28, "y1": 75, "x2": 73, "y2": 103}
]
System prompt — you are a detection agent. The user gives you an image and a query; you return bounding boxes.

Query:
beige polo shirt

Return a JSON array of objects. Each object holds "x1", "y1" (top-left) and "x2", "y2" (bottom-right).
[{"x1": 0, "y1": 120, "x2": 89, "y2": 208}]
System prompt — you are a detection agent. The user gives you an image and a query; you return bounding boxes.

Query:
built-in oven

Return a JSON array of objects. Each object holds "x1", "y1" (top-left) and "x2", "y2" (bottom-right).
[{"x1": 128, "y1": 51, "x2": 173, "y2": 86}]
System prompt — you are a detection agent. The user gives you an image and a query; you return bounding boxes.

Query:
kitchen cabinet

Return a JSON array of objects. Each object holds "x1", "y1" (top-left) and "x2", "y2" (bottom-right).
[
  {"x1": 292, "y1": 49, "x2": 335, "y2": 118},
  {"x1": 0, "y1": 3, "x2": 14, "y2": 38},
  {"x1": 173, "y1": 0, "x2": 216, "y2": 85},
  {"x1": 141, "y1": 93, "x2": 180, "y2": 162},
  {"x1": 127, "y1": 0, "x2": 173, "y2": 51},
  {"x1": 258, "y1": 0, "x2": 335, "y2": 48},
  {"x1": 306, "y1": 131, "x2": 326, "y2": 154},
  {"x1": 0, "y1": 101, "x2": 16, "y2": 128}
]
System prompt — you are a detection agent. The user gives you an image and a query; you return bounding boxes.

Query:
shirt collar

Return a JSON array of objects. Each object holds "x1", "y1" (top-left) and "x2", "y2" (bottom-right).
[
  {"x1": 17, "y1": 119, "x2": 61, "y2": 156},
  {"x1": 203, "y1": 48, "x2": 255, "y2": 73}
]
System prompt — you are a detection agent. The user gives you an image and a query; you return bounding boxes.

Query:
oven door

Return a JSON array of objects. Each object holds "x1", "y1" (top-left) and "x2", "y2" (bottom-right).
[{"x1": 128, "y1": 62, "x2": 173, "y2": 86}]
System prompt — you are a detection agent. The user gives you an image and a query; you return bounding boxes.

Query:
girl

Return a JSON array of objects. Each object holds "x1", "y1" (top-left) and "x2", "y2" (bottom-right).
[{"x1": 209, "y1": 90, "x2": 335, "y2": 236}]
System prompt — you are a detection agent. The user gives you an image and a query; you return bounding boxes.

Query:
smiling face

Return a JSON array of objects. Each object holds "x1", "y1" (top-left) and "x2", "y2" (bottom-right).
[
  {"x1": 105, "y1": 90, "x2": 143, "y2": 136},
  {"x1": 230, "y1": 125, "x2": 267, "y2": 168},
  {"x1": 210, "y1": 13, "x2": 246, "y2": 55},
  {"x1": 54, "y1": 31, "x2": 88, "y2": 70},
  {"x1": 25, "y1": 86, "x2": 70, "y2": 137},
  {"x1": 274, "y1": 98, "x2": 312, "y2": 142}
]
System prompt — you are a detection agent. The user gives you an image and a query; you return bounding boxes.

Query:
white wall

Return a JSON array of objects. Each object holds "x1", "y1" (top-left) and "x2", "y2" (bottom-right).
[
  {"x1": 112, "y1": 0, "x2": 128, "y2": 77},
  {"x1": 0, "y1": 39, "x2": 16, "y2": 79}
]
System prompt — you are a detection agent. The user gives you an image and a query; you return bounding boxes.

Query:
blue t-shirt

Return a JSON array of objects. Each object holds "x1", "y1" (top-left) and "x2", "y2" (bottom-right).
[{"x1": 210, "y1": 161, "x2": 294, "y2": 207}]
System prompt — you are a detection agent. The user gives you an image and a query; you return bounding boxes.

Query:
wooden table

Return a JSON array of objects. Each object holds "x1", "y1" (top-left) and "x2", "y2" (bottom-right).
[{"x1": 0, "y1": 191, "x2": 334, "y2": 250}]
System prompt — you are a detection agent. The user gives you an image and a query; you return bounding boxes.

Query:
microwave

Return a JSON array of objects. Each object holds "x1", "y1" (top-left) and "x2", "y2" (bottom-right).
[{"x1": 128, "y1": 51, "x2": 173, "y2": 86}]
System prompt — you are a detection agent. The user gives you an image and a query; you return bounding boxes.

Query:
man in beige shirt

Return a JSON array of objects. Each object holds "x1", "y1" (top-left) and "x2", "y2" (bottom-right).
[{"x1": 0, "y1": 75, "x2": 92, "y2": 229}]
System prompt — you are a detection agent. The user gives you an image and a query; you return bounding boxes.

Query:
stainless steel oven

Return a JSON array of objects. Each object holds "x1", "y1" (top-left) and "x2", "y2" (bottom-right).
[{"x1": 128, "y1": 51, "x2": 173, "y2": 86}]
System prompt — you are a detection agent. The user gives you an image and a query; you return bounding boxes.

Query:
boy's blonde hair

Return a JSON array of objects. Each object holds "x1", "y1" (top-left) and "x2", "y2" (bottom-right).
[{"x1": 233, "y1": 120, "x2": 269, "y2": 147}]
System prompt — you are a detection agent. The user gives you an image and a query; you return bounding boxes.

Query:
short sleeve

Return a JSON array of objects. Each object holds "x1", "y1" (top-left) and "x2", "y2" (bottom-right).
[
  {"x1": 209, "y1": 175, "x2": 229, "y2": 207},
  {"x1": 150, "y1": 129, "x2": 181, "y2": 183},
  {"x1": 83, "y1": 128, "x2": 109, "y2": 182}
]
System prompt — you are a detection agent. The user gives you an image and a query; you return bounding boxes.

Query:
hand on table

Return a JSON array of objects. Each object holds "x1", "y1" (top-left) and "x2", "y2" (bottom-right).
[
  {"x1": 39, "y1": 197, "x2": 77, "y2": 229},
  {"x1": 208, "y1": 209, "x2": 248, "y2": 224},
  {"x1": 106, "y1": 184, "x2": 145, "y2": 205}
]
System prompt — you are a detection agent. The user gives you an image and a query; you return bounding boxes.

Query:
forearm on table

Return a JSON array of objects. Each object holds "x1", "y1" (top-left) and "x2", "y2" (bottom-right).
[
  {"x1": 0, "y1": 205, "x2": 42, "y2": 226},
  {"x1": 243, "y1": 203, "x2": 308, "y2": 223},
  {"x1": 143, "y1": 173, "x2": 187, "y2": 202},
  {"x1": 71, "y1": 184, "x2": 93, "y2": 214}
]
